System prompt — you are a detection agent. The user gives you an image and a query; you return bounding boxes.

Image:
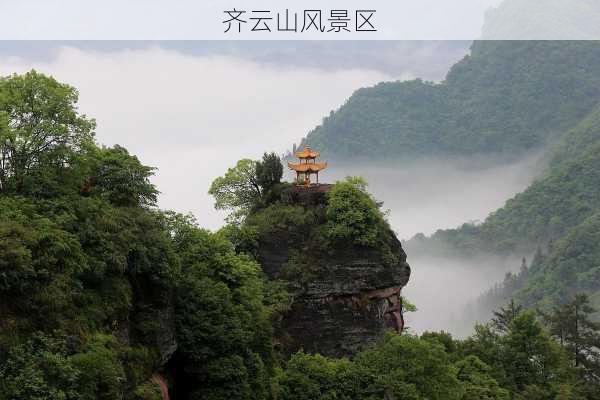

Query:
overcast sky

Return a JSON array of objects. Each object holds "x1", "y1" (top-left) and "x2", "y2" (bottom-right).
[
  {"x1": 0, "y1": 0, "x2": 504, "y2": 40},
  {"x1": 0, "y1": 41, "x2": 471, "y2": 230}
]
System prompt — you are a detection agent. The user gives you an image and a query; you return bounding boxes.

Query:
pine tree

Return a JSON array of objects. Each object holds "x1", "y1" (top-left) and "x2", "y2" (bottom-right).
[
  {"x1": 545, "y1": 294, "x2": 600, "y2": 382},
  {"x1": 492, "y1": 299, "x2": 523, "y2": 333}
]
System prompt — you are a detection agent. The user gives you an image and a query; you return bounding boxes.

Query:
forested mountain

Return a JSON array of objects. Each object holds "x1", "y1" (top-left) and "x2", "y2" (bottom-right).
[
  {"x1": 2, "y1": 70, "x2": 600, "y2": 399},
  {"x1": 411, "y1": 109, "x2": 600, "y2": 255},
  {"x1": 298, "y1": 41, "x2": 600, "y2": 160},
  {"x1": 0, "y1": 71, "x2": 278, "y2": 399},
  {"x1": 408, "y1": 104, "x2": 600, "y2": 307}
]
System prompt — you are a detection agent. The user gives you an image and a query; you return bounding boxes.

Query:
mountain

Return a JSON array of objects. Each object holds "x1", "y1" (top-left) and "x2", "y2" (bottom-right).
[
  {"x1": 238, "y1": 183, "x2": 411, "y2": 357},
  {"x1": 409, "y1": 108, "x2": 600, "y2": 256},
  {"x1": 517, "y1": 211, "x2": 600, "y2": 308},
  {"x1": 408, "y1": 103, "x2": 600, "y2": 315},
  {"x1": 296, "y1": 39, "x2": 600, "y2": 315},
  {"x1": 298, "y1": 41, "x2": 600, "y2": 160}
]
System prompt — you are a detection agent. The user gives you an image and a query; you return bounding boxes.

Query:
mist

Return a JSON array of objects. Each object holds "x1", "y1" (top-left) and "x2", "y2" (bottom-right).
[
  {"x1": 401, "y1": 253, "x2": 523, "y2": 337},
  {"x1": 321, "y1": 154, "x2": 546, "y2": 337},
  {"x1": 323, "y1": 153, "x2": 546, "y2": 240},
  {"x1": 0, "y1": 43, "x2": 472, "y2": 230},
  {"x1": 0, "y1": 42, "x2": 546, "y2": 338}
]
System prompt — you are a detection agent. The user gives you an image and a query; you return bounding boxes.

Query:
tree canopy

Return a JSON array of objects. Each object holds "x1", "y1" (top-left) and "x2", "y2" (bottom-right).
[
  {"x1": 299, "y1": 41, "x2": 600, "y2": 160},
  {"x1": 209, "y1": 153, "x2": 284, "y2": 223}
]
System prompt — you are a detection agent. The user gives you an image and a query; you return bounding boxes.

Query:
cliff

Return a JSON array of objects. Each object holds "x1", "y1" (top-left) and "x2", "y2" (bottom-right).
[{"x1": 244, "y1": 183, "x2": 411, "y2": 357}]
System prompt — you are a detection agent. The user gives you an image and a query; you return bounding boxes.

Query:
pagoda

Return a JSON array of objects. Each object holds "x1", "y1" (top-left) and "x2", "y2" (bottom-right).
[{"x1": 288, "y1": 146, "x2": 327, "y2": 186}]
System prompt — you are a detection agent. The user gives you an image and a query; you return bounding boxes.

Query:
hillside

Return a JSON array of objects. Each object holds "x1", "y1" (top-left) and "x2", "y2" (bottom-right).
[
  {"x1": 3, "y1": 70, "x2": 600, "y2": 400},
  {"x1": 517, "y1": 211, "x2": 600, "y2": 308},
  {"x1": 298, "y1": 41, "x2": 600, "y2": 160},
  {"x1": 408, "y1": 104, "x2": 600, "y2": 250},
  {"x1": 237, "y1": 182, "x2": 411, "y2": 357},
  {"x1": 407, "y1": 103, "x2": 600, "y2": 315}
]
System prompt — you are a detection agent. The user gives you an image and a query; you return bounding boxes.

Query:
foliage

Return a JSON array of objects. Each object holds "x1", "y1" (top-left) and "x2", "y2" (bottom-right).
[
  {"x1": 87, "y1": 145, "x2": 158, "y2": 207},
  {"x1": 277, "y1": 352, "x2": 361, "y2": 400},
  {"x1": 133, "y1": 382, "x2": 163, "y2": 400},
  {"x1": 355, "y1": 333, "x2": 463, "y2": 400},
  {"x1": 169, "y1": 216, "x2": 274, "y2": 400},
  {"x1": 209, "y1": 153, "x2": 284, "y2": 223},
  {"x1": 209, "y1": 159, "x2": 262, "y2": 222},
  {"x1": 256, "y1": 152, "x2": 283, "y2": 194},
  {"x1": 278, "y1": 327, "x2": 589, "y2": 400},
  {"x1": 0, "y1": 333, "x2": 80, "y2": 400},
  {"x1": 461, "y1": 309, "x2": 586, "y2": 399},
  {"x1": 541, "y1": 294, "x2": 600, "y2": 382},
  {"x1": 300, "y1": 41, "x2": 600, "y2": 160},
  {"x1": 514, "y1": 212, "x2": 600, "y2": 310},
  {"x1": 492, "y1": 299, "x2": 523, "y2": 333},
  {"x1": 402, "y1": 297, "x2": 418, "y2": 313},
  {"x1": 500, "y1": 311, "x2": 572, "y2": 392},
  {"x1": 0, "y1": 70, "x2": 96, "y2": 194},
  {"x1": 69, "y1": 334, "x2": 126, "y2": 400},
  {"x1": 454, "y1": 356, "x2": 509, "y2": 400},
  {"x1": 325, "y1": 177, "x2": 389, "y2": 247},
  {"x1": 408, "y1": 102, "x2": 600, "y2": 316},
  {"x1": 278, "y1": 333, "x2": 464, "y2": 400},
  {"x1": 0, "y1": 71, "x2": 277, "y2": 400}
]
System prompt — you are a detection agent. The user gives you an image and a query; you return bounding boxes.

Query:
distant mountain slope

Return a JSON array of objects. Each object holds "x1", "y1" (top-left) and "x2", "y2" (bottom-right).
[
  {"x1": 408, "y1": 105, "x2": 600, "y2": 313},
  {"x1": 517, "y1": 211, "x2": 600, "y2": 308},
  {"x1": 299, "y1": 41, "x2": 600, "y2": 160},
  {"x1": 409, "y1": 107, "x2": 600, "y2": 256},
  {"x1": 550, "y1": 105, "x2": 600, "y2": 168}
]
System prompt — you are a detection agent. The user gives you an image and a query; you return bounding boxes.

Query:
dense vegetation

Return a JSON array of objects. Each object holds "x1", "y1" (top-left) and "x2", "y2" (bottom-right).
[
  {"x1": 277, "y1": 300, "x2": 600, "y2": 400},
  {"x1": 0, "y1": 71, "x2": 277, "y2": 400},
  {"x1": 408, "y1": 103, "x2": 600, "y2": 312},
  {"x1": 298, "y1": 41, "x2": 600, "y2": 160},
  {"x1": 3, "y1": 59, "x2": 600, "y2": 399}
]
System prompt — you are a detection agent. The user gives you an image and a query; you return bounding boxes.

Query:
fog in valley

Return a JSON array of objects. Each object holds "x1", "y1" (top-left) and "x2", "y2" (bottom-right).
[
  {"x1": 323, "y1": 154, "x2": 546, "y2": 337},
  {"x1": 0, "y1": 41, "x2": 547, "y2": 338},
  {"x1": 401, "y1": 252, "x2": 526, "y2": 337},
  {"x1": 324, "y1": 154, "x2": 546, "y2": 240}
]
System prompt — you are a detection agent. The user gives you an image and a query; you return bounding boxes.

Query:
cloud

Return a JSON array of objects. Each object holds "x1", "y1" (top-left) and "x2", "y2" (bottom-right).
[
  {"x1": 0, "y1": 46, "x2": 391, "y2": 228},
  {"x1": 326, "y1": 154, "x2": 544, "y2": 240}
]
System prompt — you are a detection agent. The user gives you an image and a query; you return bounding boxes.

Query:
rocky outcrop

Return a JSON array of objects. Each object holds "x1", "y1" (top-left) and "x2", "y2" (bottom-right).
[{"x1": 255, "y1": 184, "x2": 410, "y2": 357}]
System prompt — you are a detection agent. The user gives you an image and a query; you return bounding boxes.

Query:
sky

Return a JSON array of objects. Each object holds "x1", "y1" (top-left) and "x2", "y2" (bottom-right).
[
  {"x1": 4, "y1": 0, "x2": 598, "y2": 40},
  {"x1": 0, "y1": 41, "x2": 471, "y2": 230},
  {"x1": 0, "y1": 0, "x2": 504, "y2": 40}
]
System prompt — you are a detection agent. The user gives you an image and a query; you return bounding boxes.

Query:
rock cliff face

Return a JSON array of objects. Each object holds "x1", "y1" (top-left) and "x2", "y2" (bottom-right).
[{"x1": 254, "y1": 184, "x2": 410, "y2": 357}]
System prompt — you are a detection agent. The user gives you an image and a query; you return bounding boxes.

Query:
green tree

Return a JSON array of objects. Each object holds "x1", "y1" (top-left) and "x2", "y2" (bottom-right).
[
  {"x1": 169, "y1": 216, "x2": 273, "y2": 400},
  {"x1": 209, "y1": 159, "x2": 261, "y2": 222},
  {"x1": 355, "y1": 333, "x2": 463, "y2": 400},
  {"x1": 454, "y1": 355, "x2": 509, "y2": 400},
  {"x1": 256, "y1": 152, "x2": 283, "y2": 193},
  {"x1": 70, "y1": 334, "x2": 126, "y2": 400},
  {"x1": 87, "y1": 145, "x2": 158, "y2": 207},
  {"x1": 326, "y1": 177, "x2": 387, "y2": 247},
  {"x1": 502, "y1": 311, "x2": 573, "y2": 393},
  {"x1": 544, "y1": 294, "x2": 600, "y2": 380},
  {"x1": 278, "y1": 352, "x2": 363, "y2": 400},
  {"x1": 0, "y1": 333, "x2": 80, "y2": 400},
  {"x1": 0, "y1": 70, "x2": 95, "y2": 193},
  {"x1": 492, "y1": 299, "x2": 523, "y2": 333}
]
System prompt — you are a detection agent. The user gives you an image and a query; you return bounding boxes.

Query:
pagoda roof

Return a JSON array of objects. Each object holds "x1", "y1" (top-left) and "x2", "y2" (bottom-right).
[
  {"x1": 295, "y1": 146, "x2": 320, "y2": 159},
  {"x1": 288, "y1": 161, "x2": 327, "y2": 173}
]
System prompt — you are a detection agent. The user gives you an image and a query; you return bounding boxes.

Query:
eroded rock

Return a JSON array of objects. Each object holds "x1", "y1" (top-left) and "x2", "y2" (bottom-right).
[{"x1": 254, "y1": 184, "x2": 411, "y2": 357}]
